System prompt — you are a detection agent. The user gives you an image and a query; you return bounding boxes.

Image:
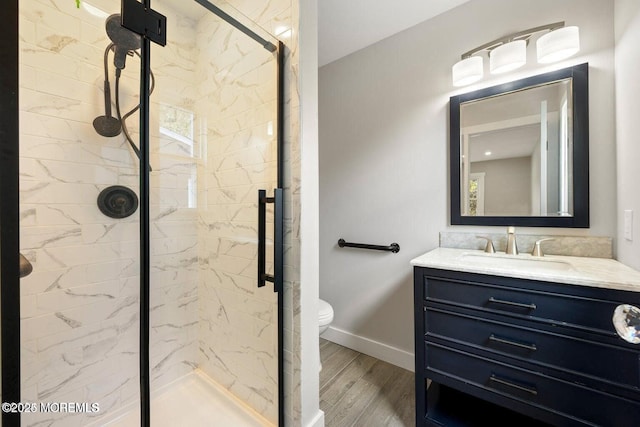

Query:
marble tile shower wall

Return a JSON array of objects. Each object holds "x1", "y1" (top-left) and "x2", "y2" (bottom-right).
[
  {"x1": 194, "y1": 9, "x2": 280, "y2": 425},
  {"x1": 208, "y1": 1, "x2": 304, "y2": 424},
  {"x1": 147, "y1": 0, "x2": 200, "y2": 396},
  {"x1": 16, "y1": 0, "x2": 300, "y2": 426},
  {"x1": 18, "y1": 0, "x2": 199, "y2": 425}
]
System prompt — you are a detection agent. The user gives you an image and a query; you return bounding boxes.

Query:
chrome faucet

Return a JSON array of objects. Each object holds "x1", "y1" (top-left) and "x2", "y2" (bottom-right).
[{"x1": 506, "y1": 226, "x2": 518, "y2": 255}]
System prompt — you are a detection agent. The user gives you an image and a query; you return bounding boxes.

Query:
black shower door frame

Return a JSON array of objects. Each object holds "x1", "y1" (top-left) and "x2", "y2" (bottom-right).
[
  {"x1": 0, "y1": 1, "x2": 285, "y2": 425},
  {"x1": 0, "y1": 1, "x2": 21, "y2": 426}
]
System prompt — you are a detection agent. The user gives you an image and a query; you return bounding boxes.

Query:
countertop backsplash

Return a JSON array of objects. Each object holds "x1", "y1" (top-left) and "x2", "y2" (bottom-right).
[{"x1": 440, "y1": 231, "x2": 613, "y2": 259}]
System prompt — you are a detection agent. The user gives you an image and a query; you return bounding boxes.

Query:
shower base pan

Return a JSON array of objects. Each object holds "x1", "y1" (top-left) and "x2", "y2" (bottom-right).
[{"x1": 99, "y1": 370, "x2": 272, "y2": 427}]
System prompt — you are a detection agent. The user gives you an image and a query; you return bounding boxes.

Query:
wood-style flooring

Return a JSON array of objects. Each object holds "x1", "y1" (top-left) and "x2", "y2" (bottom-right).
[{"x1": 319, "y1": 338, "x2": 415, "y2": 427}]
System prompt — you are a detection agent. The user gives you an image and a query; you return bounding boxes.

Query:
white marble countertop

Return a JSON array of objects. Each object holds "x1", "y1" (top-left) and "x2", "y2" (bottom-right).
[{"x1": 411, "y1": 248, "x2": 640, "y2": 293}]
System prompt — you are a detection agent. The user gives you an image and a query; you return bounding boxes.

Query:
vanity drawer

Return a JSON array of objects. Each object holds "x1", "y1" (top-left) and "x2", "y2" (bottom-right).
[
  {"x1": 426, "y1": 343, "x2": 640, "y2": 427},
  {"x1": 423, "y1": 274, "x2": 621, "y2": 336},
  {"x1": 425, "y1": 308, "x2": 640, "y2": 390}
]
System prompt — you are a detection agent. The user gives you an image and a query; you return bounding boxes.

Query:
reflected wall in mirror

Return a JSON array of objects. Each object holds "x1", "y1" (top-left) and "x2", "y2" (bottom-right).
[
  {"x1": 450, "y1": 63, "x2": 589, "y2": 227},
  {"x1": 462, "y1": 79, "x2": 573, "y2": 217}
]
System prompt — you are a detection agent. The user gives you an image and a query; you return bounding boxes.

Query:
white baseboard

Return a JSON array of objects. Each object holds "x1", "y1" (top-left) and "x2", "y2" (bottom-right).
[{"x1": 322, "y1": 326, "x2": 414, "y2": 372}]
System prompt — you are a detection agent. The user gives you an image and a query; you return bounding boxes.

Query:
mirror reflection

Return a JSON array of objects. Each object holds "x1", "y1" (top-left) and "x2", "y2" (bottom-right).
[{"x1": 460, "y1": 79, "x2": 573, "y2": 217}]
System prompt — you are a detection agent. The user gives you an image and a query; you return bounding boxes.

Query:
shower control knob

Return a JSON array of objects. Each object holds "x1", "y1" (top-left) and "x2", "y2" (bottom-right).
[{"x1": 97, "y1": 186, "x2": 139, "y2": 219}]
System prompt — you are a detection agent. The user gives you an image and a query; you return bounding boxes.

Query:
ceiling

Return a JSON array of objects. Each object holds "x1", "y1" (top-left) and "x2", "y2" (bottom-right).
[
  {"x1": 469, "y1": 125, "x2": 540, "y2": 162},
  {"x1": 318, "y1": 0, "x2": 470, "y2": 67},
  {"x1": 463, "y1": 82, "x2": 570, "y2": 163}
]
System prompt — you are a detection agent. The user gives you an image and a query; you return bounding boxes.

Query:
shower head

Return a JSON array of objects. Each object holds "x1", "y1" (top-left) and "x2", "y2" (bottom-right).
[
  {"x1": 105, "y1": 14, "x2": 141, "y2": 70},
  {"x1": 93, "y1": 79, "x2": 121, "y2": 137}
]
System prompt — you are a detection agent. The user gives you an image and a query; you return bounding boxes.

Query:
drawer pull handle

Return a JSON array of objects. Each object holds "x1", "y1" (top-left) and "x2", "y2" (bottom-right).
[
  {"x1": 489, "y1": 334, "x2": 537, "y2": 351},
  {"x1": 488, "y1": 297, "x2": 536, "y2": 310},
  {"x1": 489, "y1": 374, "x2": 538, "y2": 396}
]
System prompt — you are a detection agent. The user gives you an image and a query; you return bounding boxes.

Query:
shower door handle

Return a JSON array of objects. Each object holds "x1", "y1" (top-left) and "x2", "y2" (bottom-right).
[{"x1": 258, "y1": 188, "x2": 283, "y2": 292}]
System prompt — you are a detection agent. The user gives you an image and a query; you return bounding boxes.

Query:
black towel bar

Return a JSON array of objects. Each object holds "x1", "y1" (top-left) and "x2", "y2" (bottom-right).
[{"x1": 337, "y1": 238, "x2": 400, "y2": 253}]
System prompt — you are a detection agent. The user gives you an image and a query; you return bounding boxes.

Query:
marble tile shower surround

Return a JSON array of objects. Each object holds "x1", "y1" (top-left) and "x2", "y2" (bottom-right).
[
  {"x1": 19, "y1": 1, "x2": 202, "y2": 425},
  {"x1": 440, "y1": 231, "x2": 613, "y2": 259},
  {"x1": 190, "y1": 1, "x2": 301, "y2": 425},
  {"x1": 17, "y1": 0, "x2": 297, "y2": 425},
  {"x1": 194, "y1": 10, "x2": 280, "y2": 424}
]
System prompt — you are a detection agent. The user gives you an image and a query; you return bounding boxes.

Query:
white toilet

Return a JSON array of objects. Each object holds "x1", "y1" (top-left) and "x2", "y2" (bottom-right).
[
  {"x1": 319, "y1": 298, "x2": 334, "y2": 335},
  {"x1": 318, "y1": 299, "x2": 334, "y2": 371}
]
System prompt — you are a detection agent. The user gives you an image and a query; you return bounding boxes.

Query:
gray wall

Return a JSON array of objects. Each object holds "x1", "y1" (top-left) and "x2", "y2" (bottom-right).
[
  {"x1": 615, "y1": 0, "x2": 640, "y2": 270},
  {"x1": 471, "y1": 156, "x2": 532, "y2": 216},
  {"x1": 319, "y1": 0, "x2": 616, "y2": 364}
]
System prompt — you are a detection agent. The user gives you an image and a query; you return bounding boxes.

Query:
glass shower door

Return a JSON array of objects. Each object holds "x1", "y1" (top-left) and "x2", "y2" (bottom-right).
[
  {"x1": 6, "y1": 1, "x2": 283, "y2": 425},
  {"x1": 17, "y1": 1, "x2": 143, "y2": 425},
  {"x1": 146, "y1": 1, "x2": 282, "y2": 425}
]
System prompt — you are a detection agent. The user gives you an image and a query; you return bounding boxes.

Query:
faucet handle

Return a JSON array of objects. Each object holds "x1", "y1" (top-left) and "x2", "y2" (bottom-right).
[
  {"x1": 476, "y1": 236, "x2": 496, "y2": 253},
  {"x1": 531, "y1": 238, "x2": 554, "y2": 257}
]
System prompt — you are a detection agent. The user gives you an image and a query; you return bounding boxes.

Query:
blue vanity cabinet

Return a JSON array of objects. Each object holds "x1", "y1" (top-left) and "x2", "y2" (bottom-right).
[{"x1": 413, "y1": 266, "x2": 640, "y2": 426}]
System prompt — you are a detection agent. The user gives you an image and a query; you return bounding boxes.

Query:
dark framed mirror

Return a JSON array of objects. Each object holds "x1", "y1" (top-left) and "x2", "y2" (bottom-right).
[{"x1": 450, "y1": 63, "x2": 589, "y2": 227}]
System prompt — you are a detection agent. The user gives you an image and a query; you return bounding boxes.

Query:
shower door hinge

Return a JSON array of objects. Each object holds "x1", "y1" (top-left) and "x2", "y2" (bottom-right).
[{"x1": 121, "y1": 0, "x2": 167, "y2": 46}]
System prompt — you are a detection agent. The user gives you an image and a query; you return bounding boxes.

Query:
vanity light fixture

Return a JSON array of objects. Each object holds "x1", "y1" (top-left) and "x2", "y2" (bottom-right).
[
  {"x1": 452, "y1": 21, "x2": 580, "y2": 87},
  {"x1": 490, "y1": 40, "x2": 526, "y2": 74},
  {"x1": 452, "y1": 56, "x2": 484, "y2": 87},
  {"x1": 537, "y1": 26, "x2": 580, "y2": 63}
]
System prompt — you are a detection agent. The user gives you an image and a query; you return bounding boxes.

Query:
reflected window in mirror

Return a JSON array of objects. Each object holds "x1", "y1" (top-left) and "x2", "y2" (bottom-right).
[{"x1": 450, "y1": 63, "x2": 589, "y2": 227}]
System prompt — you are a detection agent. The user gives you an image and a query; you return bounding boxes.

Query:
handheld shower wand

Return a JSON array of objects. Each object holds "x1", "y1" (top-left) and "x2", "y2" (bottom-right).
[{"x1": 93, "y1": 43, "x2": 121, "y2": 137}]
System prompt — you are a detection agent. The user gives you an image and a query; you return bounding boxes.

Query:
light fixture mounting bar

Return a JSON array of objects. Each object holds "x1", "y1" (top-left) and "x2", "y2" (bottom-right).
[{"x1": 461, "y1": 21, "x2": 565, "y2": 59}]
